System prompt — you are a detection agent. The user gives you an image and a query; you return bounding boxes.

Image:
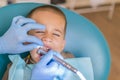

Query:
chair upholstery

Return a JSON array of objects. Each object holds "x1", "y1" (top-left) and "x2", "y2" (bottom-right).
[{"x1": 0, "y1": 3, "x2": 111, "y2": 80}]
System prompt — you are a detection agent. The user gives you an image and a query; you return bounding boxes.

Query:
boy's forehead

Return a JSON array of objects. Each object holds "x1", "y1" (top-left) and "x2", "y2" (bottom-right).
[
  {"x1": 33, "y1": 8, "x2": 58, "y2": 13},
  {"x1": 30, "y1": 7, "x2": 66, "y2": 24},
  {"x1": 31, "y1": 8, "x2": 64, "y2": 18},
  {"x1": 30, "y1": 9, "x2": 66, "y2": 36},
  {"x1": 31, "y1": 10, "x2": 65, "y2": 26}
]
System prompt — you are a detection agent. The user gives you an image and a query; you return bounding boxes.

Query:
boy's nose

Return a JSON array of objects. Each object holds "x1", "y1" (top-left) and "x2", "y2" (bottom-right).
[{"x1": 41, "y1": 34, "x2": 52, "y2": 43}]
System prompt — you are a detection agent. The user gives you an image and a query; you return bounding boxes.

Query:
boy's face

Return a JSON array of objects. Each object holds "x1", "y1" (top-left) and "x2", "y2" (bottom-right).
[{"x1": 29, "y1": 10, "x2": 66, "y2": 63}]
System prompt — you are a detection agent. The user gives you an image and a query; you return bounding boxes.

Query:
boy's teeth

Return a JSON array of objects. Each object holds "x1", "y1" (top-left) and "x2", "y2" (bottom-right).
[
  {"x1": 37, "y1": 46, "x2": 50, "y2": 54},
  {"x1": 43, "y1": 47, "x2": 50, "y2": 51}
]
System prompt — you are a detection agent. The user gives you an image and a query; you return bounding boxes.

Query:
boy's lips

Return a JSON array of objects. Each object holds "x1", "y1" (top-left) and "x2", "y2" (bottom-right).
[{"x1": 37, "y1": 46, "x2": 51, "y2": 57}]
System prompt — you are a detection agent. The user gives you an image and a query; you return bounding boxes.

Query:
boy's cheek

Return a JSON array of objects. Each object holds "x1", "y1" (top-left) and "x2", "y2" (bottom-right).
[
  {"x1": 51, "y1": 45, "x2": 62, "y2": 53},
  {"x1": 31, "y1": 52, "x2": 41, "y2": 63},
  {"x1": 30, "y1": 48, "x2": 41, "y2": 62}
]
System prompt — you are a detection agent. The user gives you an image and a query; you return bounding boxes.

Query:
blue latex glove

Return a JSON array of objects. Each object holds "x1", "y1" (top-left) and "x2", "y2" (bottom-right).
[
  {"x1": 31, "y1": 50, "x2": 65, "y2": 80},
  {"x1": 0, "y1": 16, "x2": 45, "y2": 54}
]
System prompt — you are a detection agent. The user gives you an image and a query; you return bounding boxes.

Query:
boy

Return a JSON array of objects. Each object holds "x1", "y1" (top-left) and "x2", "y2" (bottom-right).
[
  {"x1": 26, "y1": 5, "x2": 74, "y2": 63},
  {"x1": 3, "y1": 5, "x2": 74, "y2": 80}
]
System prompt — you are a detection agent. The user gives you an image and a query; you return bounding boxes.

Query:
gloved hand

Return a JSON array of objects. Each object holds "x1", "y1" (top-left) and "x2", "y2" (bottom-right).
[
  {"x1": 31, "y1": 50, "x2": 65, "y2": 80},
  {"x1": 0, "y1": 16, "x2": 45, "y2": 54}
]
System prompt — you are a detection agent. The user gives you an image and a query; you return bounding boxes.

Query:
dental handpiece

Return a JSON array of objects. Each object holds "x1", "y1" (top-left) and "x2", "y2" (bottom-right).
[
  {"x1": 53, "y1": 55, "x2": 86, "y2": 80},
  {"x1": 37, "y1": 46, "x2": 86, "y2": 80}
]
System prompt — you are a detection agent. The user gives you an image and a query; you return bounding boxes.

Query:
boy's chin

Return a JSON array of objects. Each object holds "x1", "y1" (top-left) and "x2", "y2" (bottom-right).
[
  {"x1": 30, "y1": 48, "x2": 38, "y2": 53},
  {"x1": 34, "y1": 58, "x2": 40, "y2": 63}
]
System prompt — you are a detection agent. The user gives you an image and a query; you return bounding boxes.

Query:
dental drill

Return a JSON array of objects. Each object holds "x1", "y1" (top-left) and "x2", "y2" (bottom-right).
[{"x1": 37, "y1": 46, "x2": 86, "y2": 80}]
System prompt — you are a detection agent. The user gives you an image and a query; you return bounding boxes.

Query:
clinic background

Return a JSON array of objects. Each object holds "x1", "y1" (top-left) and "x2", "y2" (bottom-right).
[{"x1": 0, "y1": 0, "x2": 120, "y2": 80}]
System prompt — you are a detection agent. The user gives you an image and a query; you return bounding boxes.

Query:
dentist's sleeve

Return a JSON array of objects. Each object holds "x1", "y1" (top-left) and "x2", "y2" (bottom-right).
[{"x1": 0, "y1": 16, "x2": 45, "y2": 54}]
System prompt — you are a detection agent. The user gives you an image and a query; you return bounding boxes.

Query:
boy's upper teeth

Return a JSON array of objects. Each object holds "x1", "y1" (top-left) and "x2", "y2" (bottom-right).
[
  {"x1": 43, "y1": 46, "x2": 49, "y2": 51},
  {"x1": 37, "y1": 46, "x2": 50, "y2": 52},
  {"x1": 46, "y1": 48, "x2": 49, "y2": 50}
]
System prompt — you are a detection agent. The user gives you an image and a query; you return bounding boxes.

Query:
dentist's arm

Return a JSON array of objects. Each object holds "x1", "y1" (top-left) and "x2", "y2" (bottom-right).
[
  {"x1": 31, "y1": 50, "x2": 65, "y2": 80},
  {"x1": 0, "y1": 16, "x2": 45, "y2": 54}
]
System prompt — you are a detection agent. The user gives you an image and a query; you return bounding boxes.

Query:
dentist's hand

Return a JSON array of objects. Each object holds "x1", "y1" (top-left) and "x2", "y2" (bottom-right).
[
  {"x1": 0, "y1": 16, "x2": 45, "y2": 54},
  {"x1": 31, "y1": 50, "x2": 65, "y2": 80}
]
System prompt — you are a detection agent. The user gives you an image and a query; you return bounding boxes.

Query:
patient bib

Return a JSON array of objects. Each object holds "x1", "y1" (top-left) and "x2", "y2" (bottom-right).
[
  {"x1": 64, "y1": 58, "x2": 94, "y2": 80},
  {"x1": 8, "y1": 55, "x2": 34, "y2": 80},
  {"x1": 8, "y1": 55, "x2": 94, "y2": 80}
]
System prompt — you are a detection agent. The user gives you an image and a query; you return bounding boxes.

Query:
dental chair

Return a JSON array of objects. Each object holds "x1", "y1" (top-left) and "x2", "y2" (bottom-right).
[{"x1": 0, "y1": 3, "x2": 111, "y2": 80}]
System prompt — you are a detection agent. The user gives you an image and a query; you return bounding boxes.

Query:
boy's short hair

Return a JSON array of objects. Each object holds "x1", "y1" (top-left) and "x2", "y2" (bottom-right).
[{"x1": 27, "y1": 5, "x2": 67, "y2": 37}]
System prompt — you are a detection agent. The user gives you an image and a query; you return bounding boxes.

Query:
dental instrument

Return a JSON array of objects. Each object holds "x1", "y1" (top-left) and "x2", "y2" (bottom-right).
[
  {"x1": 53, "y1": 55, "x2": 86, "y2": 80},
  {"x1": 37, "y1": 46, "x2": 86, "y2": 80}
]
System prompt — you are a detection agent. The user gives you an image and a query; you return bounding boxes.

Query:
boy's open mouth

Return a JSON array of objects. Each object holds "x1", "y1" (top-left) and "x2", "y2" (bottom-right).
[{"x1": 37, "y1": 46, "x2": 50, "y2": 57}]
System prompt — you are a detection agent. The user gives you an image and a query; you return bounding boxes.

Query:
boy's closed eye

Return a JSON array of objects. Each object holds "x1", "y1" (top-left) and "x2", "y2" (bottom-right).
[
  {"x1": 53, "y1": 33, "x2": 60, "y2": 37},
  {"x1": 28, "y1": 30, "x2": 62, "y2": 38},
  {"x1": 35, "y1": 31, "x2": 61, "y2": 37},
  {"x1": 28, "y1": 30, "x2": 45, "y2": 35},
  {"x1": 35, "y1": 30, "x2": 45, "y2": 34}
]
